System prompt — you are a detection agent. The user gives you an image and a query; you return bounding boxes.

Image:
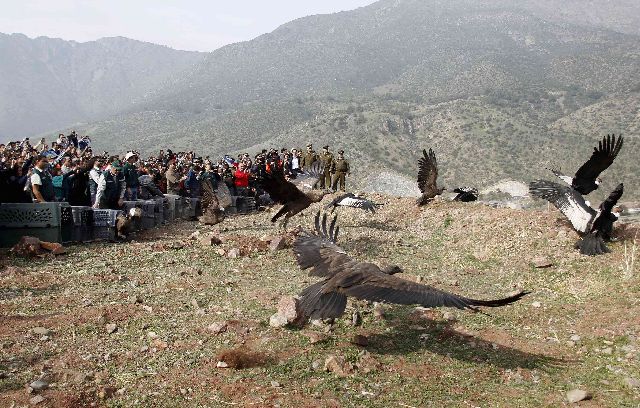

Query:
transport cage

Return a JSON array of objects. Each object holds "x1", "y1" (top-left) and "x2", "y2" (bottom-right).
[
  {"x1": 91, "y1": 209, "x2": 123, "y2": 241},
  {"x1": 139, "y1": 200, "x2": 156, "y2": 229},
  {"x1": 153, "y1": 197, "x2": 165, "y2": 226},
  {"x1": 181, "y1": 197, "x2": 201, "y2": 219},
  {"x1": 71, "y1": 206, "x2": 94, "y2": 243},
  {"x1": 163, "y1": 194, "x2": 181, "y2": 222},
  {"x1": 234, "y1": 196, "x2": 257, "y2": 215},
  {"x1": 0, "y1": 202, "x2": 71, "y2": 247}
]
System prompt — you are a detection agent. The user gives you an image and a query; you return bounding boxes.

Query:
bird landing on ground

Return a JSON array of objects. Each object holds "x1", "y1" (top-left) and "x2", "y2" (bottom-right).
[{"x1": 417, "y1": 148, "x2": 445, "y2": 206}]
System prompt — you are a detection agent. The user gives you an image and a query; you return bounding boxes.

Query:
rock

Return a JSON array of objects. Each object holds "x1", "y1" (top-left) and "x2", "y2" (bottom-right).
[
  {"x1": 29, "y1": 379, "x2": 49, "y2": 392},
  {"x1": 191, "y1": 298, "x2": 205, "y2": 309},
  {"x1": 207, "y1": 322, "x2": 227, "y2": 335},
  {"x1": 570, "y1": 335, "x2": 581, "y2": 342},
  {"x1": 324, "y1": 355, "x2": 354, "y2": 377},
  {"x1": 276, "y1": 296, "x2": 303, "y2": 325},
  {"x1": 351, "y1": 334, "x2": 369, "y2": 347},
  {"x1": 532, "y1": 257, "x2": 553, "y2": 268},
  {"x1": 601, "y1": 347, "x2": 613, "y2": 355},
  {"x1": 269, "y1": 236, "x2": 287, "y2": 251},
  {"x1": 311, "y1": 360, "x2": 322, "y2": 370},
  {"x1": 105, "y1": 323, "x2": 117, "y2": 334},
  {"x1": 624, "y1": 377, "x2": 640, "y2": 389},
  {"x1": 304, "y1": 332, "x2": 328, "y2": 344},
  {"x1": 199, "y1": 235, "x2": 222, "y2": 247},
  {"x1": 227, "y1": 248, "x2": 240, "y2": 258},
  {"x1": 356, "y1": 351, "x2": 380, "y2": 374},
  {"x1": 98, "y1": 386, "x2": 117, "y2": 400},
  {"x1": 31, "y1": 327, "x2": 51, "y2": 336},
  {"x1": 270, "y1": 381, "x2": 281, "y2": 388},
  {"x1": 150, "y1": 339, "x2": 168, "y2": 350},
  {"x1": 442, "y1": 311, "x2": 457, "y2": 322},
  {"x1": 216, "y1": 361, "x2": 229, "y2": 368},
  {"x1": 269, "y1": 313, "x2": 288, "y2": 328},
  {"x1": 11, "y1": 236, "x2": 66, "y2": 257},
  {"x1": 531, "y1": 301, "x2": 542, "y2": 308},
  {"x1": 133, "y1": 295, "x2": 143, "y2": 304},
  {"x1": 189, "y1": 231, "x2": 201, "y2": 240},
  {"x1": 215, "y1": 248, "x2": 226, "y2": 256},
  {"x1": 373, "y1": 303, "x2": 386, "y2": 320},
  {"x1": 72, "y1": 371, "x2": 94, "y2": 385},
  {"x1": 351, "y1": 311, "x2": 361, "y2": 327},
  {"x1": 566, "y1": 389, "x2": 591, "y2": 403},
  {"x1": 30, "y1": 395, "x2": 46, "y2": 405}
]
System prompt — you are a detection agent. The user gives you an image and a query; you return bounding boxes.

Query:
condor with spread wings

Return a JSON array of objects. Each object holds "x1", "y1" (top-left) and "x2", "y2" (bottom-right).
[
  {"x1": 550, "y1": 134, "x2": 623, "y2": 195},
  {"x1": 260, "y1": 161, "x2": 329, "y2": 229},
  {"x1": 293, "y1": 212, "x2": 528, "y2": 321},
  {"x1": 417, "y1": 148, "x2": 445, "y2": 205},
  {"x1": 529, "y1": 180, "x2": 623, "y2": 255},
  {"x1": 324, "y1": 193, "x2": 381, "y2": 214}
]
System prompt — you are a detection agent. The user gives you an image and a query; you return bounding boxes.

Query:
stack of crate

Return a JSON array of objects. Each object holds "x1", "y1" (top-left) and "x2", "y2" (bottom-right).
[
  {"x1": 92, "y1": 209, "x2": 122, "y2": 241},
  {"x1": 0, "y1": 202, "x2": 72, "y2": 247}
]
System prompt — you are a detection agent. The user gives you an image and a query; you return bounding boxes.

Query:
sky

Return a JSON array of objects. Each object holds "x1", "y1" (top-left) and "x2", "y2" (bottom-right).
[{"x1": 0, "y1": 0, "x2": 377, "y2": 52}]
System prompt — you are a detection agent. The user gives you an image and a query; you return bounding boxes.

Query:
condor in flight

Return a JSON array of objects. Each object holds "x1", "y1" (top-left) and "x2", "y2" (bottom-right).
[
  {"x1": 292, "y1": 212, "x2": 528, "y2": 321},
  {"x1": 324, "y1": 193, "x2": 381, "y2": 214},
  {"x1": 529, "y1": 180, "x2": 623, "y2": 256},
  {"x1": 550, "y1": 134, "x2": 623, "y2": 195},
  {"x1": 259, "y1": 161, "x2": 329, "y2": 229},
  {"x1": 417, "y1": 148, "x2": 445, "y2": 205}
]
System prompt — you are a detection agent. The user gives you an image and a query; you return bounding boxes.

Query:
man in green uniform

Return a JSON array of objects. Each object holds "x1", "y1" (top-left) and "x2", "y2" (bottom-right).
[
  {"x1": 331, "y1": 150, "x2": 350, "y2": 192},
  {"x1": 123, "y1": 152, "x2": 140, "y2": 200},
  {"x1": 300, "y1": 143, "x2": 318, "y2": 171},
  {"x1": 318, "y1": 145, "x2": 334, "y2": 189},
  {"x1": 30, "y1": 155, "x2": 55, "y2": 202}
]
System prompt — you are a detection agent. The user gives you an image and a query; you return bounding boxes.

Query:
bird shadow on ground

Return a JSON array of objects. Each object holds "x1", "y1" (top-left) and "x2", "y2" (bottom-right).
[
  {"x1": 342, "y1": 220, "x2": 400, "y2": 232},
  {"x1": 366, "y1": 317, "x2": 565, "y2": 371}
]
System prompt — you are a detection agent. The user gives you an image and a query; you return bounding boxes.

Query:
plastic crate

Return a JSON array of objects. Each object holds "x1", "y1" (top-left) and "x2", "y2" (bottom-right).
[
  {"x1": 71, "y1": 206, "x2": 94, "y2": 242},
  {"x1": 92, "y1": 226, "x2": 117, "y2": 241},
  {"x1": 139, "y1": 200, "x2": 156, "y2": 229},
  {"x1": 0, "y1": 202, "x2": 71, "y2": 247},
  {"x1": 164, "y1": 194, "x2": 180, "y2": 222},
  {"x1": 235, "y1": 196, "x2": 256, "y2": 214},
  {"x1": 181, "y1": 197, "x2": 200, "y2": 219},
  {"x1": 153, "y1": 197, "x2": 165, "y2": 226},
  {"x1": 92, "y1": 209, "x2": 122, "y2": 227}
]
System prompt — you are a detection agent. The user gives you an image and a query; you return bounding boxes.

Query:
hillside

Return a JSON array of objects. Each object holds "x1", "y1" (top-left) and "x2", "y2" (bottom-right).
[
  {"x1": 1, "y1": 199, "x2": 638, "y2": 406},
  {"x1": 0, "y1": 34, "x2": 204, "y2": 138},
  {"x1": 2, "y1": 0, "x2": 640, "y2": 198}
]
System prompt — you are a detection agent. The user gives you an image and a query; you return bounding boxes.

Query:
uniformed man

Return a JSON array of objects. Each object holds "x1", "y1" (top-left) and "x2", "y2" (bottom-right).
[
  {"x1": 30, "y1": 155, "x2": 55, "y2": 202},
  {"x1": 94, "y1": 160, "x2": 126, "y2": 209},
  {"x1": 318, "y1": 145, "x2": 334, "y2": 188},
  {"x1": 123, "y1": 152, "x2": 140, "y2": 200},
  {"x1": 300, "y1": 143, "x2": 318, "y2": 171},
  {"x1": 331, "y1": 150, "x2": 350, "y2": 192}
]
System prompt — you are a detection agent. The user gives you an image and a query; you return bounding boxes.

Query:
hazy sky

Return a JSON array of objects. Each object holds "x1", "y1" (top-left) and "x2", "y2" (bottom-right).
[{"x1": 0, "y1": 0, "x2": 377, "y2": 52}]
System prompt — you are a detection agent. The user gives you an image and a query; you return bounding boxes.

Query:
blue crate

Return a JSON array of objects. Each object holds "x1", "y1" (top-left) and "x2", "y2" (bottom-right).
[{"x1": 71, "y1": 206, "x2": 94, "y2": 242}]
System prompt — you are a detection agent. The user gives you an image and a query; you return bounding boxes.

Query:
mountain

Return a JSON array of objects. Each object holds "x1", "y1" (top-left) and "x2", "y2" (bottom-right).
[
  {"x1": 2, "y1": 0, "x2": 639, "y2": 199},
  {"x1": 0, "y1": 33, "x2": 204, "y2": 138}
]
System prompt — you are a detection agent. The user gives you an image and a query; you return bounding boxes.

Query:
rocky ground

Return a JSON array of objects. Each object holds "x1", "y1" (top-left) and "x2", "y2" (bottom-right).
[{"x1": 1, "y1": 195, "x2": 639, "y2": 407}]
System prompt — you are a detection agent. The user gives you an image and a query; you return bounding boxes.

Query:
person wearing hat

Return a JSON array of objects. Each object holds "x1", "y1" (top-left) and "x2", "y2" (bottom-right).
[
  {"x1": 331, "y1": 150, "x2": 350, "y2": 192},
  {"x1": 30, "y1": 155, "x2": 56, "y2": 203},
  {"x1": 301, "y1": 143, "x2": 318, "y2": 171},
  {"x1": 319, "y1": 145, "x2": 334, "y2": 189},
  {"x1": 123, "y1": 152, "x2": 140, "y2": 201},
  {"x1": 93, "y1": 160, "x2": 126, "y2": 209}
]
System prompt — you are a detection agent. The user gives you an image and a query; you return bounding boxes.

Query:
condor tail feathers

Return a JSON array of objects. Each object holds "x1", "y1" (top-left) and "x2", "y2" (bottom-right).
[{"x1": 575, "y1": 234, "x2": 611, "y2": 256}]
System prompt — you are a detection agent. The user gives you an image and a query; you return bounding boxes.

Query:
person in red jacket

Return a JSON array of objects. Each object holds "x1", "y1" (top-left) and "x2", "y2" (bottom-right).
[{"x1": 233, "y1": 163, "x2": 250, "y2": 196}]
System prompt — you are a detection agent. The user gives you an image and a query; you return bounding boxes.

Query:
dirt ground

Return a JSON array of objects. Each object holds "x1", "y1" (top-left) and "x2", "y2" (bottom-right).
[{"x1": 1, "y1": 195, "x2": 639, "y2": 407}]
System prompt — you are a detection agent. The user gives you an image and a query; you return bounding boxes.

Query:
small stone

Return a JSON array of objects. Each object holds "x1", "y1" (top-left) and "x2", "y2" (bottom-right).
[
  {"x1": 105, "y1": 323, "x2": 117, "y2": 334},
  {"x1": 199, "y1": 235, "x2": 222, "y2": 247},
  {"x1": 215, "y1": 248, "x2": 226, "y2": 256},
  {"x1": 216, "y1": 361, "x2": 229, "y2": 368},
  {"x1": 147, "y1": 331, "x2": 158, "y2": 339},
  {"x1": 531, "y1": 301, "x2": 542, "y2": 308},
  {"x1": 601, "y1": 347, "x2": 613, "y2": 355},
  {"x1": 142, "y1": 305, "x2": 153, "y2": 312},
  {"x1": 304, "y1": 332, "x2": 328, "y2": 344},
  {"x1": 351, "y1": 311, "x2": 361, "y2": 327},
  {"x1": 624, "y1": 377, "x2": 640, "y2": 389},
  {"x1": 191, "y1": 298, "x2": 205, "y2": 309},
  {"x1": 30, "y1": 395, "x2": 46, "y2": 405},
  {"x1": 324, "y1": 355, "x2": 353, "y2": 377},
  {"x1": 276, "y1": 296, "x2": 302, "y2": 324},
  {"x1": 270, "y1": 381, "x2": 281, "y2": 388},
  {"x1": 532, "y1": 257, "x2": 553, "y2": 268},
  {"x1": 31, "y1": 327, "x2": 51, "y2": 336},
  {"x1": 29, "y1": 379, "x2": 49, "y2": 392},
  {"x1": 566, "y1": 389, "x2": 591, "y2": 403},
  {"x1": 356, "y1": 350, "x2": 380, "y2": 374},
  {"x1": 269, "y1": 236, "x2": 287, "y2": 251},
  {"x1": 133, "y1": 295, "x2": 143, "y2": 304},
  {"x1": 351, "y1": 334, "x2": 369, "y2": 347},
  {"x1": 570, "y1": 335, "x2": 581, "y2": 342},
  {"x1": 190, "y1": 231, "x2": 201, "y2": 240},
  {"x1": 373, "y1": 303, "x2": 385, "y2": 320},
  {"x1": 150, "y1": 339, "x2": 168, "y2": 349},
  {"x1": 442, "y1": 311, "x2": 457, "y2": 322},
  {"x1": 98, "y1": 386, "x2": 117, "y2": 400},
  {"x1": 311, "y1": 360, "x2": 322, "y2": 370},
  {"x1": 269, "y1": 313, "x2": 288, "y2": 328},
  {"x1": 207, "y1": 322, "x2": 227, "y2": 335},
  {"x1": 227, "y1": 248, "x2": 240, "y2": 258}
]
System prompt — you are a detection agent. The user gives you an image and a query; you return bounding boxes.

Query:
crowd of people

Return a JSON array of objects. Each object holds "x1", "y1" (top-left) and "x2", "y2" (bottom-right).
[{"x1": 0, "y1": 132, "x2": 352, "y2": 209}]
